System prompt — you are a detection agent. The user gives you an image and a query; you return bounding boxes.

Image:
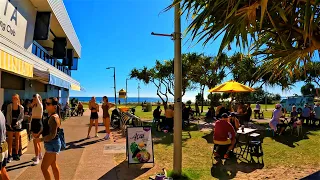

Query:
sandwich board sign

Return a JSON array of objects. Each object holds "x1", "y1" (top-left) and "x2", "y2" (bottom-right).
[{"x1": 126, "y1": 126, "x2": 154, "y2": 166}]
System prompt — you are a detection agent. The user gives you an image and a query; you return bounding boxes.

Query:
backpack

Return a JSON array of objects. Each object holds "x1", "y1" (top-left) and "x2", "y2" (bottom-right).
[{"x1": 58, "y1": 128, "x2": 66, "y2": 150}]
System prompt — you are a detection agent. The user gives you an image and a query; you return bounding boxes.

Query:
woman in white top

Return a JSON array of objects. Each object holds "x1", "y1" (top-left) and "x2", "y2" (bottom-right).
[
  {"x1": 31, "y1": 94, "x2": 43, "y2": 165},
  {"x1": 269, "y1": 104, "x2": 282, "y2": 132}
]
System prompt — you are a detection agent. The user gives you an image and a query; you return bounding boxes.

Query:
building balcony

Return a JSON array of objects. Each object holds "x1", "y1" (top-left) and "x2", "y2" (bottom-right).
[{"x1": 32, "y1": 41, "x2": 71, "y2": 76}]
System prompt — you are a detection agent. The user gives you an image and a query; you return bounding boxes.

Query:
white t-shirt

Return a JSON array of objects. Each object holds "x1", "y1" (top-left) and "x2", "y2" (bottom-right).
[{"x1": 32, "y1": 103, "x2": 43, "y2": 119}]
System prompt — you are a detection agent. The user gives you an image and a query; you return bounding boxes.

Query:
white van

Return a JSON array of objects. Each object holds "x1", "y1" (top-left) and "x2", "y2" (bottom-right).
[{"x1": 280, "y1": 96, "x2": 314, "y2": 113}]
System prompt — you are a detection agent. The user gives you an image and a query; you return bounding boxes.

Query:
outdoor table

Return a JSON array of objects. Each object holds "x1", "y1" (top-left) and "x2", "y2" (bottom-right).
[{"x1": 236, "y1": 127, "x2": 257, "y2": 159}]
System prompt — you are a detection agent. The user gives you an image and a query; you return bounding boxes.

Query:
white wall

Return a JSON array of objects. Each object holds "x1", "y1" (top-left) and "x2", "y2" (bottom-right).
[{"x1": 10, "y1": 0, "x2": 37, "y2": 52}]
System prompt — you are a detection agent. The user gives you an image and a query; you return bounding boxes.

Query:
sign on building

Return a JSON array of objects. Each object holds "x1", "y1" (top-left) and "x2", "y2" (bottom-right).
[
  {"x1": 0, "y1": 0, "x2": 28, "y2": 47},
  {"x1": 126, "y1": 126, "x2": 154, "y2": 165}
]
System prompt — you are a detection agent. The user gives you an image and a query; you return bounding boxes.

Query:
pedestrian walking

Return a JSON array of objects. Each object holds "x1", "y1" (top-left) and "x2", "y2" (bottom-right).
[
  {"x1": 102, "y1": 96, "x2": 115, "y2": 140},
  {"x1": 34, "y1": 97, "x2": 62, "y2": 180},
  {"x1": 31, "y1": 94, "x2": 44, "y2": 165},
  {"x1": 87, "y1": 97, "x2": 99, "y2": 138}
]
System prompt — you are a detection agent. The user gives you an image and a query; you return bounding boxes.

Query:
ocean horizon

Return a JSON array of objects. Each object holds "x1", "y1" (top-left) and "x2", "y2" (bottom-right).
[{"x1": 70, "y1": 97, "x2": 176, "y2": 103}]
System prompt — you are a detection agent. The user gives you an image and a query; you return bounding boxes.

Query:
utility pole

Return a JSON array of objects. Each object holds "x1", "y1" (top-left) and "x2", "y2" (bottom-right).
[
  {"x1": 138, "y1": 83, "x2": 141, "y2": 104},
  {"x1": 150, "y1": 2, "x2": 182, "y2": 175},
  {"x1": 173, "y1": 3, "x2": 182, "y2": 175},
  {"x1": 126, "y1": 78, "x2": 129, "y2": 105},
  {"x1": 107, "y1": 67, "x2": 117, "y2": 107}
]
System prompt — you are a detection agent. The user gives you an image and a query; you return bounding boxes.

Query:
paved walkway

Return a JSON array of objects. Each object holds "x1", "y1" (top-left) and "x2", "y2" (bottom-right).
[{"x1": 7, "y1": 109, "x2": 125, "y2": 180}]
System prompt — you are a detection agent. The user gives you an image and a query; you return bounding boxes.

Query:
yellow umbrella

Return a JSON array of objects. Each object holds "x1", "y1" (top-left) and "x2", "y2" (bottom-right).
[{"x1": 208, "y1": 80, "x2": 255, "y2": 93}]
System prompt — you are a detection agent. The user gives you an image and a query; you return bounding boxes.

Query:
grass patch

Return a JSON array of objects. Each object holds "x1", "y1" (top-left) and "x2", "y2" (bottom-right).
[{"x1": 140, "y1": 124, "x2": 320, "y2": 179}]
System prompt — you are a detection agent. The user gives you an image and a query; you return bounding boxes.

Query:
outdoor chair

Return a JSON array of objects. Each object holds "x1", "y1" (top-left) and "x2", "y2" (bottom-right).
[
  {"x1": 248, "y1": 140, "x2": 263, "y2": 163},
  {"x1": 291, "y1": 122, "x2": 303, "y2": 137}
]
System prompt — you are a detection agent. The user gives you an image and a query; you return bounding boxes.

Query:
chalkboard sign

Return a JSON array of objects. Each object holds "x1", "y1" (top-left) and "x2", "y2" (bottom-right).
[{"x1": 126, "y1": 126, "x2": 154, "y2": 165}]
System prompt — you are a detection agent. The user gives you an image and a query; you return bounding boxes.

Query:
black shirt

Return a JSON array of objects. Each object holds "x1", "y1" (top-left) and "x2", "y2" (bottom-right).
[
  {"x1": 12, "y1": 109, "x2": 20, "y2": 127},
  {"x1": 153, "y1": 109, "x2": 161, "y2": 119}
]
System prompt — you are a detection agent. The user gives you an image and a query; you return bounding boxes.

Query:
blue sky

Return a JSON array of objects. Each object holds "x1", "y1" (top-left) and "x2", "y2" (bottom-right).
[{"x1": 65, "y1": 0, "x2": 303, "y2": 101}]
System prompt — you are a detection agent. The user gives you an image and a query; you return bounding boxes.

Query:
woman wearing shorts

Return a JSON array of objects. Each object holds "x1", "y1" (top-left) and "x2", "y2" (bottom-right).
[
  {"x1": 35, "y1": 97, "x2": 61, "y2": 180},
  {"x1": 87, "y1": 97, "x2": 99, "y2": 138},
  {"x1": 0, "y1": 110, "x2": 10, "y2": 179},
  {"x1": 31, "y1": 94, "x2": 44, "y2": 165},
  {"x1": 6, "y1": 94, "x2": 24, "y2": 162},
  {"x1": 102, "y1": 96, "x2": 115, "y2": 140}
]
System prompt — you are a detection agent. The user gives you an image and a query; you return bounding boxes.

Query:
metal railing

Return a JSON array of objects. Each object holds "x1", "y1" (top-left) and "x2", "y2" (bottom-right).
[{"x1": 32, "y1": 41, "x2": 71, "y2": 76}]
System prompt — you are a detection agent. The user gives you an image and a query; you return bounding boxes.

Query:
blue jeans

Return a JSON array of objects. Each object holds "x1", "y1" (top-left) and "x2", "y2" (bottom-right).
[{"x1": 44, "y1": 138, "x2": 61, "y2": 154}]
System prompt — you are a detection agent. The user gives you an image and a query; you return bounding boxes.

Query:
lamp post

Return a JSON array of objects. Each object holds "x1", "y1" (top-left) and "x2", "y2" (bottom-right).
[
  {"x1": 106, "y1": 67, "x2": 116, "y2": 106},
  {"x1": 126, "y1": 78, "x2": 129, "y2": 105},
  {"x1": 151, "y1": 2, "x2": 182, "y2": 175},
  {"x1": 138, "y1": 83, "x2": 141, "y2": 104}
]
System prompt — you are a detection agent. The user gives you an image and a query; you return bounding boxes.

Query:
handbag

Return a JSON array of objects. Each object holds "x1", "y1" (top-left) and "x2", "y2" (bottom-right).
[
  {"x1": 0, "y1": 142, "x2": 8, "y2": 153},
  {"x1": 58, "y1": 128, "x2": 66, "y2": 150}
]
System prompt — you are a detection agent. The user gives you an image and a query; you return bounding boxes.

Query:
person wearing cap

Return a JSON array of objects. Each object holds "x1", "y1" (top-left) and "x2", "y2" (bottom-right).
[
  {"x1": 228, "y1": 112, "x2": 240, "y2": 130},
  {"x1": 269, "y1": 104, "x2": 282, "y2": 133},
  {"x1": 213, "y1": 113, "x2": 236, "y2": 159},
  {"x1": 301, "y1": 104, "x2": 311, "y2": 125}
]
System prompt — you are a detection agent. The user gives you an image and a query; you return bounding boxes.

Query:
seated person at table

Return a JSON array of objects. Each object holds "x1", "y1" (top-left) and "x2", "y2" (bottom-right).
[
  {"x1": 269, "y1": 104, "x2": 282, "y2": 133},
  {"x1": 164, "y1": 105, "x2": 174, "y2": 132},
  {"x1": 205, "y1": 108, "x2": 215, "y2": 120},
  {"x1": 213, "y1": 113, "x2": 236, "y2": 159},
  {"x1": 290, "y1": 106, "x2": 298, "y2": 122},
  {"x1": 182, "y1": 104, "x2": 190, "y2": 127},
  {"x1": 153, "y1": 106, "x2": 162, "y2": 122},
  {"x1": 229, "y1": 112, "x2": 240, "y2": 130}
]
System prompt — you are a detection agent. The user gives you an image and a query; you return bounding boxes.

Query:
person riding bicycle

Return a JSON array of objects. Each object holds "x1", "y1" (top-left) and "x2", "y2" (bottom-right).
[{"x1": 213, "y1": 113, "x2": 236, "y2": 159}]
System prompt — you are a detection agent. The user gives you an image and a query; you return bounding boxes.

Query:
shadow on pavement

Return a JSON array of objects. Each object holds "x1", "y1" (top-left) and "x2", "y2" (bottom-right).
[
  {"x1": 211, "y1": 157, "x2": 264, "y2": 179},
  {"x1": 98, "y1": 160, "x2": 151, "y2": 180},
  {"x1": 7, "y1": 161, "x2": 33, "y2": 172},
  {"x1": 66, "y1": 138, "x2": 105, "y2": 150}
]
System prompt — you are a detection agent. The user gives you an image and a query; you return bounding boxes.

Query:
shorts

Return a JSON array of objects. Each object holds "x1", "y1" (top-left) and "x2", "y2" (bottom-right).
[
  {"x1": 6, "y1": 125, "x2": 22, "y2": 132},
  {"x1": 44, "y1": 138, "x2": 61, "y2": 154},
  {"x1": 90, "y1": 112, "x2": 99, "y2": 120},
  {"x1": 31, "y1": 118, "x2": 43, "y2": 133}
]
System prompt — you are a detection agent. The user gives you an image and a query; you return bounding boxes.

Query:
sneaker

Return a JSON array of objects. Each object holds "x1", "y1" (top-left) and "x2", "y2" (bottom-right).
[
  {"x1": 14, "y1": 154, "x2": 20, "y2": 161},
  {"x1": 95, "y1": 134, "x2": 99, "y2": 138},
  {"x1": 33, "y1": 157, "x2": 40, "y2": 165},
  {"x1": 104, "y1": 134, "x2": 110, "y2": 140},
  {"x1": 7, "y1": 156, "x2": 13, "y2": 163}
]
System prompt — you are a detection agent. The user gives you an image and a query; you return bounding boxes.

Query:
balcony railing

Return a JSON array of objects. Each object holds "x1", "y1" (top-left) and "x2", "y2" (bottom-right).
[{"x1": 32, "y1": 41, "x2": 71, "y2": 76}]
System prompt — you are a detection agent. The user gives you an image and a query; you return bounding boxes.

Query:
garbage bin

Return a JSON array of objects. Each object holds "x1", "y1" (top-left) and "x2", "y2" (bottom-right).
[{"x1": 144, "y1": 103, "x2": 152, "y2": 112}]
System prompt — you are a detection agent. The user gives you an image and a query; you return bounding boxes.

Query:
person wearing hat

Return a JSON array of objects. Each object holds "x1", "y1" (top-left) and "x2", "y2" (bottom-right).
[
  {"x1": 213, "y1": 113, "x2": 236, "y2": 159},
  {"x1": 269, "y1": 104, "x2": 282, "y2": 133},
  {"x1": 228, "y1": 112, "x2": 240, "y2": 130},
  {"x1": 301, "y1": 104, "x2": 311, "y2": 125}
]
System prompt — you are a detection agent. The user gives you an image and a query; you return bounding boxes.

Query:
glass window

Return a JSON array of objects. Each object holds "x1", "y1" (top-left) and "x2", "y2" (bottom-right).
[{"x1": 32, "y1": 44, "x2": 37, "y2": 55}]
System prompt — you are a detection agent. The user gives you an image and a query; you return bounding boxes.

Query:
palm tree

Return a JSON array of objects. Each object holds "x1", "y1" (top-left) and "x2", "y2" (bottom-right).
[{"x1": 165, "y1": 0, "x2": 320, "y2": 81}]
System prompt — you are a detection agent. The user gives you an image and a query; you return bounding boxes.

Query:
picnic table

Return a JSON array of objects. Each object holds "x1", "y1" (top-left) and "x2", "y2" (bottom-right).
[{"x1": 236, "y1": 127, "x2": 259, "y2": 160}]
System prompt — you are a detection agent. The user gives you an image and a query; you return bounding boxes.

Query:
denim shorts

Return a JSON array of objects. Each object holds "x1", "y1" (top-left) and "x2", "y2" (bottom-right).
[{"x1": 44, "y1": 138, "x2": 61, "y2": 154}]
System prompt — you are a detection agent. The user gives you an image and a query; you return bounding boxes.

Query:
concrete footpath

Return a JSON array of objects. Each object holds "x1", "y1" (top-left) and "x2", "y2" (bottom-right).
[{"x1": 7, "y1": 109, "x2": 125, "y2": 180}]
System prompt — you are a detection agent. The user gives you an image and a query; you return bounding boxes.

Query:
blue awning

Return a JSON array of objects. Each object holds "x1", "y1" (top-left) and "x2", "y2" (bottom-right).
[{"x1": 49, "y1": 74, "x2": 71, "y2": 89}]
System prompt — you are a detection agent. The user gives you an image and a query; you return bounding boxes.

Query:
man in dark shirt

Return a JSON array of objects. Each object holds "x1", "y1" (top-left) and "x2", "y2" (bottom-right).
[
  {"x1": 213, "y1": 113, "x2": 236, "y2": 159},
  {"x1": 182, "y1": 104, "x2": 190, "y2": 127},
  {"x1": 246, "y1": 103, "x2": 252, "y2": 122}
]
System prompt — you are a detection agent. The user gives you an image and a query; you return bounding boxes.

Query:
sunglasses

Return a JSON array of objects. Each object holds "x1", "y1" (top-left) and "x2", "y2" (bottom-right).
[{"x1": 46, "y1": 102, "x2": 53, "y2": 106}]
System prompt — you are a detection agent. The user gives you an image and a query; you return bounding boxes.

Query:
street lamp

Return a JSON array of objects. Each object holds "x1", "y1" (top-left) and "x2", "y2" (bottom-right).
[
  {"x1": 106, "y1": 67, "x2": 117, "y2": 106},
  {"x1": 126, "y1": 78, "x2": 130, "y2": 105}
]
